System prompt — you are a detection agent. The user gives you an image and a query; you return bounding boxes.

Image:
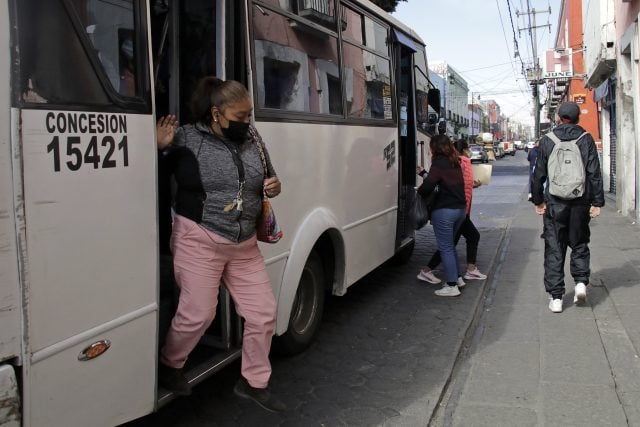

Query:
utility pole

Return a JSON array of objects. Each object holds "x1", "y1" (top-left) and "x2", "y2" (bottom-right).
[{"x1": 517, "y1": 5, "x2": 551, "y2": 139}]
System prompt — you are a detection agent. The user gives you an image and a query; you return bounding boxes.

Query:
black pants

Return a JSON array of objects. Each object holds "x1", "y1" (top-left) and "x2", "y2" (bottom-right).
[
  {"x1": 428, "y1": 215, "x2": 480, "y2": 270},
  {"x1": 542, "y1": 202, "x2": 591, "y2": 299}
]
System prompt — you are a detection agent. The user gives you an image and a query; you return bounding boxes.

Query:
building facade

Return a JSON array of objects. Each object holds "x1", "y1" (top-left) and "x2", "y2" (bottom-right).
[
  {"x1": 546, "y1": 0, "x2": 599, "y2": 141},
  {"x1": 430, "y1": 61, "x2": 469, "y2": 139},
  {"x1": 583, "y1": 0, "x2": 640, "y2": 219},
  {"x1": 481, "y1": 100, "x2": 504, "y2": 140},
  {"x1": 468, "y1": 100, "x2": 484, "y2": 141}
]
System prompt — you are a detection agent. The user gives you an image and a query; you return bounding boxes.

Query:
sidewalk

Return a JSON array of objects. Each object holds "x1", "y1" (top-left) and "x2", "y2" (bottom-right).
[{"x1": 434, "y1": 197, "x2": 640, "y2": 426}]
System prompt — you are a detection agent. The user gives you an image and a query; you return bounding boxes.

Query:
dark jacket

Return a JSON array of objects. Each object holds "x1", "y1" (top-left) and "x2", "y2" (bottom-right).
[
  {"x1": 418, "y1": 155, "x2": 466, "y2": 211},
  {"x1": 532, "y1": 123, "x2": 604, "y2": 207},
  {"x1": 527, "y1": 146, "x2": 539, "y2": 170},
  {"x1": 159, "y1": 123, "x2": 276, "y2": 244}
]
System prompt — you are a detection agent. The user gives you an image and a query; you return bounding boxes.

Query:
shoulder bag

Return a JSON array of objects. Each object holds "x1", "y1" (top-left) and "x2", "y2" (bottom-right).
[
  {"x1": 412, "y1": 185, "x2": 439, "y2": 230},
  {"x1": 250, "y1": 127, "x2": 283, "y2": 243}
]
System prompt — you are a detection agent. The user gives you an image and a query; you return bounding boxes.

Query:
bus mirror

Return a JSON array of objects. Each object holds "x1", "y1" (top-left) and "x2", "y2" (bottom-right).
[
  {"x1": 427, "y1": 113, "x2": 438, "y2": 125},
  {"x1": 428, "y1": 89, "x2": 441, "y2": 113}
]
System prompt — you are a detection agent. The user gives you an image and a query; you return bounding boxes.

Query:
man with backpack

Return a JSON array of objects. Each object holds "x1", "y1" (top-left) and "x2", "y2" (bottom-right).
[{"x1": 532, "y1": 102, "x2": 604, "y2": 313}]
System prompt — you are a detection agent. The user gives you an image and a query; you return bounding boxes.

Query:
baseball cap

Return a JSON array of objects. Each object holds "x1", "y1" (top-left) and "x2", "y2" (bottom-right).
[{"x1": 558, "y1": 102, "x2": 580, "y2": 122}]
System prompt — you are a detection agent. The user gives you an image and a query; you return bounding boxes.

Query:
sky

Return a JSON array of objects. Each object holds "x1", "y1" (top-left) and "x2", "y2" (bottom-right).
[{"x1": 392, "y1": 0, "x2": 559, "y2": 128}]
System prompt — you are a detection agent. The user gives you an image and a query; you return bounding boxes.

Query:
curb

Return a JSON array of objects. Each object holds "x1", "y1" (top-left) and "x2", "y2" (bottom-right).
[{"x1": 427, "y1": 224, "x2": 509, "y2": 426}]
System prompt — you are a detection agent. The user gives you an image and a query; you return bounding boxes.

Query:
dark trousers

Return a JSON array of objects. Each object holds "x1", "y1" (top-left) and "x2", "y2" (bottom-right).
[
  {"x1": 542, "y1": 202, "x2": 591, "y2": 298},
  {"x1": 428, "y1": 215, "x2": 480, "y2": 270}
]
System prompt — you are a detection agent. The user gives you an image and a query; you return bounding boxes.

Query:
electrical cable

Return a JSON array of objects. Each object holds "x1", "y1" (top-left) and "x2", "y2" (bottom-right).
[
  {"x1": 495, "y1": 0, "x2": 528, "y2": 98},
  {"x1": 505, "y1": 0, "x2": 527, "y2": 76}
]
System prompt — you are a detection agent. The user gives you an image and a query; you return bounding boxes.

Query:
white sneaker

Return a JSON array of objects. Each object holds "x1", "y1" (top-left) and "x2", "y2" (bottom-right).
[
  {"x1": 574, "y1": 282, "x2": 587, "y2": 304},
  {"x1": 417, "y1": 270, "x2": 441, "y2": 284},
  {"x1": 464, "y1": 269, "x2": 487, "y2": 280},
  {"x1": 457, "y1": 277, "x2": 466, "y2": 288},
  {"x1": 549, "y1": 298, "x2": 563, "y2": 313},
  {"x1": 435, "y1": 285, "x2": 461, "y2": 297}
]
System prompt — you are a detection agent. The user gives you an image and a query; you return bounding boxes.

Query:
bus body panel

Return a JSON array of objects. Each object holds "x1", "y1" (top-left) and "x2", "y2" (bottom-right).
[
  {"x1": 255, "y1": 121, "x2": 398, "y2": 330},
  {"x1": 0, "y1": 1, "x2": 22, "y2": 365},
  {"x1": 26, "y1": 309, "x2": 156, "y2": 426},
  {"x1": 20, "y1": 110, "x2": 158, "y2": 352},
  {"x1": 18, "y1": 109, "x2": 159, "y2": 425}
]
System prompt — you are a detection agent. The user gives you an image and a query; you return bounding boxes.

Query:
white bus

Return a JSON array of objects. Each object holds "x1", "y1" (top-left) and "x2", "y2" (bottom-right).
[{"x1": 0, "y1": 0, "x2": 441, "y2": 425}]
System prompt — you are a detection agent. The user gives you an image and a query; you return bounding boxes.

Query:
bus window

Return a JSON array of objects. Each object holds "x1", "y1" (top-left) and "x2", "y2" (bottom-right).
[
  {"x1": 15, "y1": 0, "x2": 145, "y2": 106},
  {"x1": 341, "y1": 6, "x2": 364, "y2": 45},
  {"x1": 296, "y1": 0, "x2": 337, "y2": 31},
  {"x1": 71, "y1": 0, "x2": 139, "y2": 97},
  {"x1": 415, "y1": 68, "x2": 431, "y2": 135},
  {"x1": 16, "y1": 0, "x2": 108, "y2": 105},
  {"x1": 258, "y1": 0, "x2": 295, "y2": 13},
  {"x1": 342, "y1": 42, "x2": 392, "y2": 120},
  {"x1": 258, "y1": 0, "x2": 338, "y2": 31},
  {"x1": 363, "y1": 16, "x2": 388, "y2": 56},
  {"x1": 252, "y1": 6, "x2": 342, "y2": 115}
]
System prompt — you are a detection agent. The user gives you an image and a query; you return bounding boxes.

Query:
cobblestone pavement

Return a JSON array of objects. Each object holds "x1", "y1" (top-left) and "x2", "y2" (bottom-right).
[{"x1": 125, "y1": 153, "x2": 529, "y2": 426}]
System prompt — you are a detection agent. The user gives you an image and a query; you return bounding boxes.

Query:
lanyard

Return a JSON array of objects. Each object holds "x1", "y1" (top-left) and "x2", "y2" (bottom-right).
[{"x1": 220, "y1": 139, "x2": 246, "y2": 212}]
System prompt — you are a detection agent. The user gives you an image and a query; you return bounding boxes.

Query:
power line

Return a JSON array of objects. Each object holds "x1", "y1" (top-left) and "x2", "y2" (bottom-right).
[
  {"x1": 494, "y1": 0, "x2": 527, "y2": 98},
  {"x1": 505, "y1": 0, "x2": 526, "y2": 76},
  {"x1": 457, "y1": 57, "x2": 534, "y2": 73},
  {"x1": 516, "y1": 3, "x2": 552, "y2": 138}
]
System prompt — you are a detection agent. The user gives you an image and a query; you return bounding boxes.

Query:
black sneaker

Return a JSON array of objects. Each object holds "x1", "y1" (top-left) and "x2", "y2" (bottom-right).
[
  {"x1": 233, "y1": 378, "x2": 286, "y2": 412},
  {"x1": 158, "y1": 363, "x2": 192, "y2": 396}
]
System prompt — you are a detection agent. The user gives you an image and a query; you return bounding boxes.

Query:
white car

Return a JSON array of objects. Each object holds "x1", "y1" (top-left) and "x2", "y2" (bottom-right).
[{"x1": 469, "y1": 145, "x2": 489, "y2": 163}]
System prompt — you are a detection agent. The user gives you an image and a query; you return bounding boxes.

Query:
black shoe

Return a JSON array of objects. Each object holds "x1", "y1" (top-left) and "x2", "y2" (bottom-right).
[
  {"x1": 158, "y1": 363, "x2": 192, "y2": 396},
  {"x1": 233, "y1": 378, "x2": 286, "y2": 412}
]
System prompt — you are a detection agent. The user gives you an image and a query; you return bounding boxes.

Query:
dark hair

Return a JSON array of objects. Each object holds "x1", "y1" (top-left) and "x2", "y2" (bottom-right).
[
  {"x1": 190, "y1": 77, "x2": 250, "y2": 124},
  {"x1": 430, "y1": 134, "x2": 460, "y2": 166},
  {"x1": 455, "y1": 139, "x2": 469, "y2": 153}
]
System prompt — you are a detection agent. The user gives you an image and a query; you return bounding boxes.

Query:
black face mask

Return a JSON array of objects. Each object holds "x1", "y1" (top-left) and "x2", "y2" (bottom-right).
[{"x1": 221, "y1": 120, "x2": 250, "y2": 142}]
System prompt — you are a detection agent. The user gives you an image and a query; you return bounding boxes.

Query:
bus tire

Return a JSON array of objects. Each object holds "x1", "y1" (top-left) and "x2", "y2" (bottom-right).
[{"x1": 275, "y1": 251, "x2": 325, "y2": 356}]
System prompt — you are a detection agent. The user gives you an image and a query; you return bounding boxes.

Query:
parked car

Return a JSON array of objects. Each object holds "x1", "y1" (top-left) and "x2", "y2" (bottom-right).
[
  {"x1": 493, "y1": 144, "x2": 505, "y2": 158},
  {"x1": 503, "y1": 141, "x2": 516, "y2": 156},
  {"x1": 469, "y1": 145, "x2": 489, "y2": 163}
]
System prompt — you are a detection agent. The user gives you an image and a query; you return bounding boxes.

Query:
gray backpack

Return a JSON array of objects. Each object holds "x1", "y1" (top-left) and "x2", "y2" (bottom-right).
[{"x1": 546, "y1": 131, "x2": 587, "y2": 199}]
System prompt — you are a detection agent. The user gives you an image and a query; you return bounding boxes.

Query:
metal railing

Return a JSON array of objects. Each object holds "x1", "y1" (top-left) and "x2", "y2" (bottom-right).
[{"x1": 298, "y1": 0, "x2": 333, "y2": 17}]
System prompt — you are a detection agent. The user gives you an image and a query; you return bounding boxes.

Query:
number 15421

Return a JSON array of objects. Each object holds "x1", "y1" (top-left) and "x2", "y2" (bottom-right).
[{"x1": 46, "y1": 135, "x2": 129, "y2": 172}]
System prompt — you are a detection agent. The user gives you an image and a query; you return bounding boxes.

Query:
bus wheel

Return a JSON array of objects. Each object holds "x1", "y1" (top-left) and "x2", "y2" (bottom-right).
[{"x1": 275, "y1": 251, "x2": 325, "y2": 356}]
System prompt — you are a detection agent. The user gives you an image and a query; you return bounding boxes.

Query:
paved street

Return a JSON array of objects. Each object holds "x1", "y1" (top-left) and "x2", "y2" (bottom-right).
[
  {"x1": 433, "y1": 155, "x2": 640, "y2": 426},
  {"x1": 126, "y1": 150, "x2": 640, "y2": 426}
]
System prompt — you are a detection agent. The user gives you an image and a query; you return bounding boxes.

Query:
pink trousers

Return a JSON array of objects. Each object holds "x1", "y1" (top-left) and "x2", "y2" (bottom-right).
[{"x1": 160, "y1": 215, "x2": 276, "y2": 389}]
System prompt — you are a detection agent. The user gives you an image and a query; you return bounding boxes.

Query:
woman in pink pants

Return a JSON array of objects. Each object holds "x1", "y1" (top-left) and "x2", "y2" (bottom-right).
[{"x1": 156, "y1": 77, "x2": 285, "y2": 412}]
